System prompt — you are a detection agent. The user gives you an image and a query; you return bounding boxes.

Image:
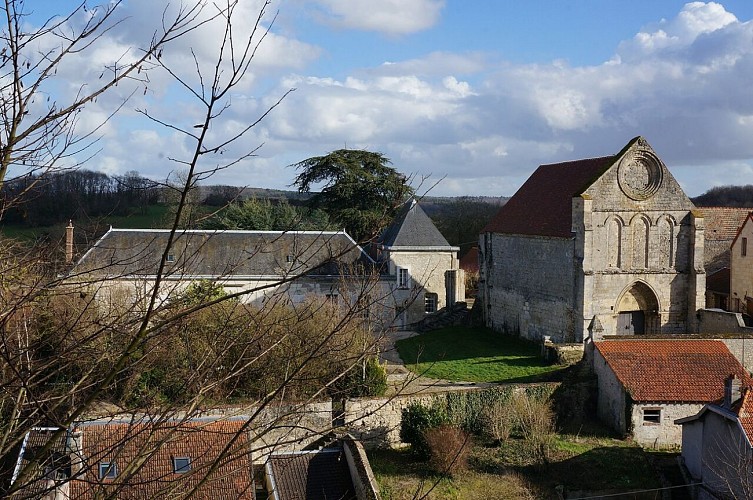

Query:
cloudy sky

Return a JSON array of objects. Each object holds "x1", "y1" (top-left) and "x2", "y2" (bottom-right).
[{"x1": 27, "y1": 1, "x2": 753, "y2": 197}]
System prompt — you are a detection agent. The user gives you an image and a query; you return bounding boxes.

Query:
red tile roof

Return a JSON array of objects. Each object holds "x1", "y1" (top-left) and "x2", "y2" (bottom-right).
[
  {"x1": 697, "y1": 208, "x2": 751, "y2": 242},
  {"x1": 481, "y1": 155, "x2": 616, "y2": 237},
  {"x1": 736, "y1": 388, "x2": 753, "y2": 443},
  {"x1": 459, "y1": 246, "x2": 479, "y2": 274},
  {"x1": 595, "y1": 340, "x2": 751, "y2": 403},
  {"x1": 70, "y1": 419, "x2": 253, "y2": 499},
  {"x1": 731, "y1": 211, "x2": 753, "y2": 249}
]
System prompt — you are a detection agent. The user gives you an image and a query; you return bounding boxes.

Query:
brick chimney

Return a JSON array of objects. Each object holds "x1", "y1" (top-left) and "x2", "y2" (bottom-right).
[
  {"x1": 65, "y1": 220, "x2": 74, "y2": 264},
  {"x1": 724, "y1": 374, "x2": 742, "y2": 408}
]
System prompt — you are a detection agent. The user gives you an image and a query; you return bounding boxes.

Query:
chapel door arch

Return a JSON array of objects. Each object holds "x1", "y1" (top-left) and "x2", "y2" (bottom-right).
[{"x1": 615, "y1": 281, "x2": 660, "y2": 335}]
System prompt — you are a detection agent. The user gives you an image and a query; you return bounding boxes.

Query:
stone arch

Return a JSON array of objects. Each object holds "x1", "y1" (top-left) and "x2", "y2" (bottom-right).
[
  {"x1": 657, "y1": 214, "x2": 677, "y2": 269},
  {"x1": 604, "y1": 215, "x2": 625, "y2": 269},
  {"x1": 630, "y1": 214, "x2": 650, "y2": 270},
  {"x1": 615, "y1": 281, "x2": 661, "y2": 335}
]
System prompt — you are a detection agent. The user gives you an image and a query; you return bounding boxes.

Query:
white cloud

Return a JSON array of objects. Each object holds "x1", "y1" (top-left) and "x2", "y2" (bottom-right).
[
  {"x1": 21, "y1": 1, "x2": 753, "y2": 198},
  {"x1": 308, "y1": 0, "x2": 445, "y2": 35}
]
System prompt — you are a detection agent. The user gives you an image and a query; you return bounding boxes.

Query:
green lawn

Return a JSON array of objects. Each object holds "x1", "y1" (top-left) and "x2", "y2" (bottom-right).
[{"x1": 395, "y1": 326, "x2": 566, "y2": 383}]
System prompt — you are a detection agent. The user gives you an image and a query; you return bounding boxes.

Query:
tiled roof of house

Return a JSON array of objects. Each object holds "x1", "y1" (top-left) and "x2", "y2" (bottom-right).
[
  {"x1": 267, "y1": 448, "x2": 355, "y2": 500},
  {"x1": 734, "y1": 388, "x2": 753, "y2": 443},
  {"x1": 697, "y1": 207, "x2": 751, "y2": 242},
  {"x1": 731, "y1": 211, "x2": 753, "y2": 248},
  {"x1": 10, "y1": 427, "x2": 70, "y2": 499},
  {"x1": 69, "y1": 419, "x2": 254, "y2": 499},
  {"x1": 459, "y1": 246, "x2": 479, "y2": 274},
  {"x1": 481, "y1": 155, "x2": 617, "y2": 237},
  {"x1": 378, "y1": 199, "x2": 455, "y2": 248},
  {"x1": 595, "y1": 340, "x2": 751, "y2": 403},
  {"x1": 72, "y1": 229, "x2": 371, "y2": 278}
]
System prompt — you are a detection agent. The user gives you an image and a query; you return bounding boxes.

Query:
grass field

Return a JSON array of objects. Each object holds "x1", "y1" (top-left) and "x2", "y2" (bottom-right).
[{"x1": 395, "y1": 326, "x2": 566, "y2": 383}]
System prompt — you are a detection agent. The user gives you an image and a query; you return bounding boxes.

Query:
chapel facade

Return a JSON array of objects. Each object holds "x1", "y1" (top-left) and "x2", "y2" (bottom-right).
[{"x1": 479, "y1": 137, "x2": 706, "y2": 343}]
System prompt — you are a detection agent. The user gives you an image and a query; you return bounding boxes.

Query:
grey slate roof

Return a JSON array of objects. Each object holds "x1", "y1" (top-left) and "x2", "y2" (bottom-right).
[
  {"x1": 11, "y1": 427, "x2": 71, "y2": 499},
  {"x1": 266, "y1": 448, "x2": 356, "y2": 500},
  {"x1": 378, "y1": 199, "x2": 456, "y2": 249},
  {"x1": 72, "y1": 229, "x2": 372, "y2": 278}
]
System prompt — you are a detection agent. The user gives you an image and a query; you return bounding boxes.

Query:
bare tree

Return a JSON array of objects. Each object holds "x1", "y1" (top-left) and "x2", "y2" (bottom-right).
[{"x1": 0, "y1": 0, "x2": 405, "y2": 498}]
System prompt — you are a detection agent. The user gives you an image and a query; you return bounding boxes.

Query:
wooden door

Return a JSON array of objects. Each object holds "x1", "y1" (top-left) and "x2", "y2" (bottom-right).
[{"x1": 618, "y1": 311, "x2": 645, "y2": 335}]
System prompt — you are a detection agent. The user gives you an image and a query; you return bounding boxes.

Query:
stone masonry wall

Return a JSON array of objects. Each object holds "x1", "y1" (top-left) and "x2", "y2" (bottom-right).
[
  {"x1": 631, "y1": 402, "x2": 703, "y2": 448},
  {"x1": 593, "y1": 348, "x2": 627, "y2": 435},
  {"x1": 481, "y1": 233, "x2": 575, "y2": 343},
  {"x1": 731, "y1": 217, "x2": 753, "y2": 313},
  {"x1": 388, "y1": 250, "x2": 458, "y2": 326},
  {"x1": 344, "y1": 393, "x2": 437, "y2": 448}
]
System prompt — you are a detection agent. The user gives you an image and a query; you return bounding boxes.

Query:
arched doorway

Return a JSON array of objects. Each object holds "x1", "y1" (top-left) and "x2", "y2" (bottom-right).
[{"x1": 616, "y1": 282, "x2": 660, "y2": 335}]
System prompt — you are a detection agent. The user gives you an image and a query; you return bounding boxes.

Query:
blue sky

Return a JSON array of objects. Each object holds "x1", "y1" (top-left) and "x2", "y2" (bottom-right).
[{"x1": 24, "y1": 1, "x2": 753, "y2": 197}]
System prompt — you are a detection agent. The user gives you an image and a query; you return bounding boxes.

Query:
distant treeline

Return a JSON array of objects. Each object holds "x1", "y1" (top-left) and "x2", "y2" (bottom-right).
[
  {"x1": 691, "y1": 185, "x2": 753, "y2": 207},
  {"x1": 1, "y1": 170, "x2": 160, "y2": 227}
]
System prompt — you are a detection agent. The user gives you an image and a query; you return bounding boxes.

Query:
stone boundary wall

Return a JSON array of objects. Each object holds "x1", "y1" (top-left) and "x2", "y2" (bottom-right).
[{"x1": 698, "y1": 309, "x2": 753, "y2": 335}]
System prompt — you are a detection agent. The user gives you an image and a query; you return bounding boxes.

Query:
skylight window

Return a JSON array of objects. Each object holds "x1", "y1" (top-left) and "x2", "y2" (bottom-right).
[
  {"x1": 166, "y1": 253, "x2": 175, "y2": 263},
  {"x1": 99, "y1": 461, "x2": 117, "y2": 479},
  {"x1": 173, "y1": 457, "x2": 192, "y2": 474}
]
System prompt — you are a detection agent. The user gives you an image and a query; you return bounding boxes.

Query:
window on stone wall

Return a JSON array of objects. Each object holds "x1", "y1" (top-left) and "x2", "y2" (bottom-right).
[
  {"x1": 743, "y1": 237, "x2": 748, "y2": 257},
  {"x1": 424, "y1": 293, "x2": 438, "y2": 313},
  {"x1": 642, "y1": 408, "x2": 661, "y2": 425},
  {"x1": 397, "y1": 267, "x2": 410, "y2": 289}
]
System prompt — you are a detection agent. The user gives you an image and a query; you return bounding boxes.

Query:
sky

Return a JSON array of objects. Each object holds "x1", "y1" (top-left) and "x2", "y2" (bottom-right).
[{"x1": 23, "y1": 1, "x2": 753, "y2": 197}]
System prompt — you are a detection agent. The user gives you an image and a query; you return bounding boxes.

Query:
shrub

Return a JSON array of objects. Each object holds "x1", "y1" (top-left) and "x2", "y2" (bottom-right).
[
  {"x1": 440, "y1": 386, "x2": 513, "y2": 435},
  {"x1": 400, "y1": 401, "x2": 449, "y2": 458},
  {"x1": 481, "y1": 397, "x2": 516, "y2": 443},
  {"x1": 340, "y1": 357, "x2": 388, "y2": 397},
  {"x1": 511, "y1": 391, "x2": 556, "y2": 463},
  {"x1": 424, "y1": 425, "x2": 472, "y2": 477}
]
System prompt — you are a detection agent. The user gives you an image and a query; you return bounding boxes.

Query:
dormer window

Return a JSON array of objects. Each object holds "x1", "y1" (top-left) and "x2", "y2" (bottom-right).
[
  {"x1": 173, "y1": 457, "x2": 191, "y2": 474},
  {"x1": 286, "y1": 255, "x2": 294, "y2": 263},
  {"x1": 166, "y1": 254, "x2": 175, "y2": 263},
  {"x1": 99, "y1": 461, "x2": 117, "y2": 479}
]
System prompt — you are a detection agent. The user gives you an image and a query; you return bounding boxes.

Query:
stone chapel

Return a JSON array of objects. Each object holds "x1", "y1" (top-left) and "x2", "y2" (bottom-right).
[{"x1": 479, "y1": 137, "x2": 705, "y2": 343}]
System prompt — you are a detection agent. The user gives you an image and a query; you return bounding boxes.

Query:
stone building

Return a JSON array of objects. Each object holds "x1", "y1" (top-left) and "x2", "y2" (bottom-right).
[
  {"x1": 68, "y1": 200, "x2": 462, "y2": 330},
  {"x1": 479, "y1": 137, "x2": 705, "y2": 343},
  {"x1": 373, "y1": 198, "x2": 463, "y2": 327},
  {"x1": 593, "y1": 339, "x2": 751, "y2": 447},
  {"x1": 696, "y1": 207, "x2": 750, "y2": 309},
  {"x1": 70, "y1": 228, "x2": 373, "y2": 306},
  {"x1": 730, "y1": 211, "x2": 753, "y2": 315},
  {"x1": 677, "y1": 379, "x2": 753, "y2": 499}
]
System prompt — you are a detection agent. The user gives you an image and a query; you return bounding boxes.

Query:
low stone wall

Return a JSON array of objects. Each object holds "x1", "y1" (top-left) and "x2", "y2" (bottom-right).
[
  {"x1": 194, "y1": 401, "x2": 334, "y2": 462},
  {"x1": 344, "y1": 393, "x2": 438, "y2": 448},
  {"x1": 699, "y1": 309, "x2": 752, "y2": 335}
]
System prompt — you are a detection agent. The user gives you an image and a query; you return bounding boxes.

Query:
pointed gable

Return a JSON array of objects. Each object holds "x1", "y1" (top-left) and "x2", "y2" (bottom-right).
[{"x1": 378, "y1": 199, "x2": 454, "y2": 249}]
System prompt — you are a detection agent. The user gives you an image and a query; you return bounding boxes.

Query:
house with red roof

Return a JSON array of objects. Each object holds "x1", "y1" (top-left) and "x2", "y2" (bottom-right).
[
  {"x1": 11, "y1": 418, "x2": 256, "y2": 499},
  {"x1": 593, "y1": 339, "x2": 751, "y2": 447},
  {"x1": 479, "y1": 137, "x2": 705, "y2": 343},
  {"x1": 676, "y1": 377, "x2": 753, "y2": 499},
  {"x1": 697, "y1": 207, "x2": 751, "y2": 310},
  {"x1": 731, "y1": 211, "x2": 753, "y2": 316}
]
